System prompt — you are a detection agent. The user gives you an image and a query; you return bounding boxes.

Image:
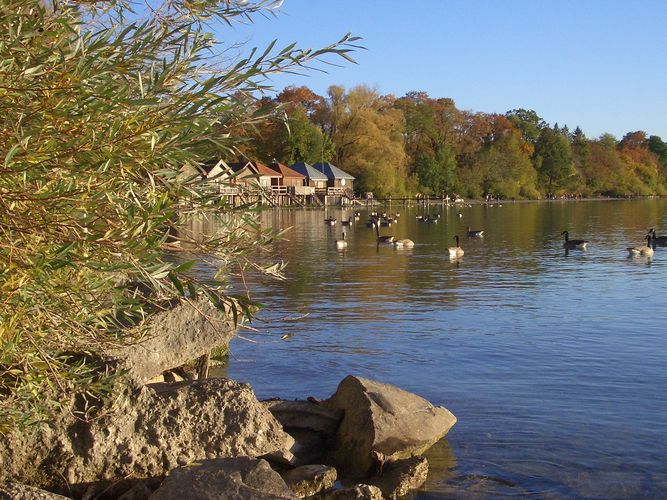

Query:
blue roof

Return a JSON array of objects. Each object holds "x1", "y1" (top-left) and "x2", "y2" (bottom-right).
[
  {"x1": 290, "y1": 161, "x2": 328, "y2": 180},
  {"x1": 312, "y1": 162, "x2": 355, "y2": 180}
]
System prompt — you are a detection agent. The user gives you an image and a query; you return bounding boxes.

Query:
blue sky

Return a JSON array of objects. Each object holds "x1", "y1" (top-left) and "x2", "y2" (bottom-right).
[{"x1": 224, "y1": 0, "x2": 667, "y2": 140}]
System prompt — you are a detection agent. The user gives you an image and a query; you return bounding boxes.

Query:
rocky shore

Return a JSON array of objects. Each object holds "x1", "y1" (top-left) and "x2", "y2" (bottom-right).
[{"x1": 0, "y1": 298, "x2": 456, "y2": 499}]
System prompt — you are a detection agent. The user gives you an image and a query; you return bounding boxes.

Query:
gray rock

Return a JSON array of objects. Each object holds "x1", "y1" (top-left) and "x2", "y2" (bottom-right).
[
  {"x1": 281, "y1": 465, "x2": 337, "y2": 498},
  {"x1": 262, "y1": 400, "x2": 342, "y2": 435},
  {"x1": 149, "y1": 457, "x2": 295, "y2": 500},
  {"x1": 320, "y1": 484, "x2": 383, "y2": 500},
  {"x1": 0, "y1": 482, "x2": 71, "y2": 499},
  {"x1": 369, "y1": 456, "x2": 429, "y2": 499},
  {"x1": 106, "y1": 296, "x2": 237, "y2": 385},
  {"x1": 322, "y1": 375, "x2": 456, "y2": 477},
  {"x1": 0, "y1": 379, "x2": 293, "y2": 495}
]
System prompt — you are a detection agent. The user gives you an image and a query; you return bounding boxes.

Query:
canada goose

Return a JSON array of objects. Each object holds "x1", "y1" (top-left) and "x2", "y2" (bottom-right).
[
  {"x1": 341, "y1": 217, "x2": 353, "y2": 226},
  {"x1": 448, "y1": 235, "x2": 464, "y2": 258},
  {"x1": 561, "y1": 231, "x2": 588, "y2": 250},
  {"x1": 324, "y1": 217, "x2": 337, "y2": 226},
  {"x1": 373, "y1": 221, "x2": 394, "y2": 244},
  {"x1": 627, "y1": 234, "x2": 654, "y2": 257},
  {"x1": 336, "y1": 232, "x2": 348, "y2": 250},
  {"x1": 394, "y1": 238, "x2": 415, "y2": 248},
  {"x1": 466, "y1": 226, "x2": 484, "y2": 237},
  {"x1": 649, "y1": 228, "x2": 667, "y2": 247},
  {"x1": 457, "y1": 212, "x2": 463, "y2": 218}
]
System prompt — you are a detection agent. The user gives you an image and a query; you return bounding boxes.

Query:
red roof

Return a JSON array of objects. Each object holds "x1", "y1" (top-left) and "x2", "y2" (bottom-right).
[
  {"x1": 268, "y1": 161, "x2": 306, "y2": 179},
  {"x1": 253, "y1": 161, "x2": 282, "y2": 178}
]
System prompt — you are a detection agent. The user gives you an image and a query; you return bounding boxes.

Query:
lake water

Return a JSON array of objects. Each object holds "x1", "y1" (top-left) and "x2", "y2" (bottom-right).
[{"x1": 198, "y1": 199, "x2": 667, "y2": 498}]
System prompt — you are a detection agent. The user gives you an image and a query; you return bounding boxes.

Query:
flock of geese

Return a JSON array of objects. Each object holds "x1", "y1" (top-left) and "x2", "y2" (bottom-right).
[
  {"x1": 328, "y1": 211, "x2": 480, "y2": 257},
  {"x1": 328, "y1": 212, "x2": 665, "y2": 260},
  {"x1": 562, "y1": 228, "x2": 666, "y2": 257}
]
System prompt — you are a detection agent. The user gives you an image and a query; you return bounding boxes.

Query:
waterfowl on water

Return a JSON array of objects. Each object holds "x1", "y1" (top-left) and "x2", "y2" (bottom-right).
[
  {"x1": 394, "y1": 238, "x2": 415, "y2": 248},
  {"x1": 466, "y1": 226, "x2": 484, "y2": 237},
  {"x1": 448, "y1": 235, "x2": 464, "y2": 258},
  {"x1": 649, "y1": 228, "x2": 667, "y2": 247},
  {"x1": 561, "y1": 231, "x2": 588, "y2": 250},
  {"x1": 336, "y1": 232, "x2": 348, "y2": 250},
  {"x1": 627, "y1": 234, "x2": 654, "y2": 257},
  {"x1": 324, "y1": 217, "x2": 337, "y2": 226},
  {"x1": 373, "y1": 221, "x2": 394, "y2": 244},
  {"x1": 341, "y1": 217, "x2": 353, "y2": 226},
  {"x1": 457, "y1": 212, "x2": 463, "y2": 218}
]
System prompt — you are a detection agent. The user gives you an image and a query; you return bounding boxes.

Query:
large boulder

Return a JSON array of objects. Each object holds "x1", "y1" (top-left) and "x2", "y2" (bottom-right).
[
  {"x1": 149, "y1": 457, "x2": 295, "y2": 500},
  {"x1": 106, "y1": 296, "x2": 237, "y2": 385},
  {"x1": 322, "y1": 376, "x2": 456, "y2": 477},
  {"x1": 0, "y1": 379, "x2": 293, "y2": 496},
  {"x1": 281, "y1": 464, "x2": 337, "y2": 498}
]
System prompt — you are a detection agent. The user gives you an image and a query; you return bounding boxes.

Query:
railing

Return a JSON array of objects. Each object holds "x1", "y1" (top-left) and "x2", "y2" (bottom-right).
[
  {"x1": 218, "y1": 186, "x2": 239, "y2": 195},
  {"x1": 327, "y1": 186, "x2": 349, "y2": 196},
  {"x1": 294, "y1": 185, "x2": 315, "y2": 196},
  {"x1": 269, "y1": 185, "x2": 288, "y2": 196}
]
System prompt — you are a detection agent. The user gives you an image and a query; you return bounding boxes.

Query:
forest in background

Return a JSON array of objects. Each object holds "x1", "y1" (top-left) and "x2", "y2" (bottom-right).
[{"x1": 237, "y1": 85, "x2": 667, "y2": 199}]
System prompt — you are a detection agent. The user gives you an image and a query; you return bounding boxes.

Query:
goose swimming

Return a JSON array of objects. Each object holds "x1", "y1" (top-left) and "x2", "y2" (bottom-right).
[
  {"x1": 627, "y1": 234, "x2": 654, "y2": 257},
  {"x1": 448, "y1": 235, "x2": 464, "y2": 258},
  {"x1": 373, "y1": 221, "x2": 394, "y2": 244},
  {"x1": 561, "y1": 231, "x2": 588, "y2": 250}
]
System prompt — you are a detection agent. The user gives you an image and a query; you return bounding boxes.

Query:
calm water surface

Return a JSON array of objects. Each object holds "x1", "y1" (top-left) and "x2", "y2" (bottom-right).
[{"x1": 197, "y1": 199, "x2": 667, "y2": 499}]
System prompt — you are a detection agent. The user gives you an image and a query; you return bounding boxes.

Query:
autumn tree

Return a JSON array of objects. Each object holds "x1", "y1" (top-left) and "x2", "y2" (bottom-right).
[
  {"x1": 617, "y1": 131, "x2": 664, "y2": 194},
  {"x1": 587, "y1": 134, "x2": 634, "y2": 196},
  {"x1": 316, "y1": 85, "x2": 409, "y2": 197}
]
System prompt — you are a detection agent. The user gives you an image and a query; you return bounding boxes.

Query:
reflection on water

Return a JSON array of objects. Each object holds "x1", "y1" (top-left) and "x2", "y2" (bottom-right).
[{"x1": 193, "y1": 199, "x2": 667, "y2": 498}]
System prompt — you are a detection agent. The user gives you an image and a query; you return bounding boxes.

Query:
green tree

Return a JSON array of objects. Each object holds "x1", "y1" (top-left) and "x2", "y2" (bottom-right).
[
  {"x1": 648, "y1": 135, "x2": 667, "y2": 180},
  {"x1": 394, "y1": 92, "x2": 462, "y2": 194},
  {"x1": 284, "y1": 106, "x2": 335, "y2": 164},
  {"x1": 414, "y1": 146, "x2": 457, "y2": 195},
  {"x1": 476, "y1": 130, "x2": 539, "y2": 199},
  {"x1": 0, "y1": 0, "x2": 357, "y2": 430},
  {"x1": 506, "y1": 108, "x2": 546, "y2": 146},
  {"x1": 569, "y1": 126, "x2": 590, "y2": 194},
  {"x1": 534, "y1": 127, "x2": 574, "y2": 193}
]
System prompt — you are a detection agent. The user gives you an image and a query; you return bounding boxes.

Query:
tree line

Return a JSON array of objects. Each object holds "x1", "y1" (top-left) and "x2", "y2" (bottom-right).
[{"x1": 238, "y1": 86, "x2": 667, "y2": 199}]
